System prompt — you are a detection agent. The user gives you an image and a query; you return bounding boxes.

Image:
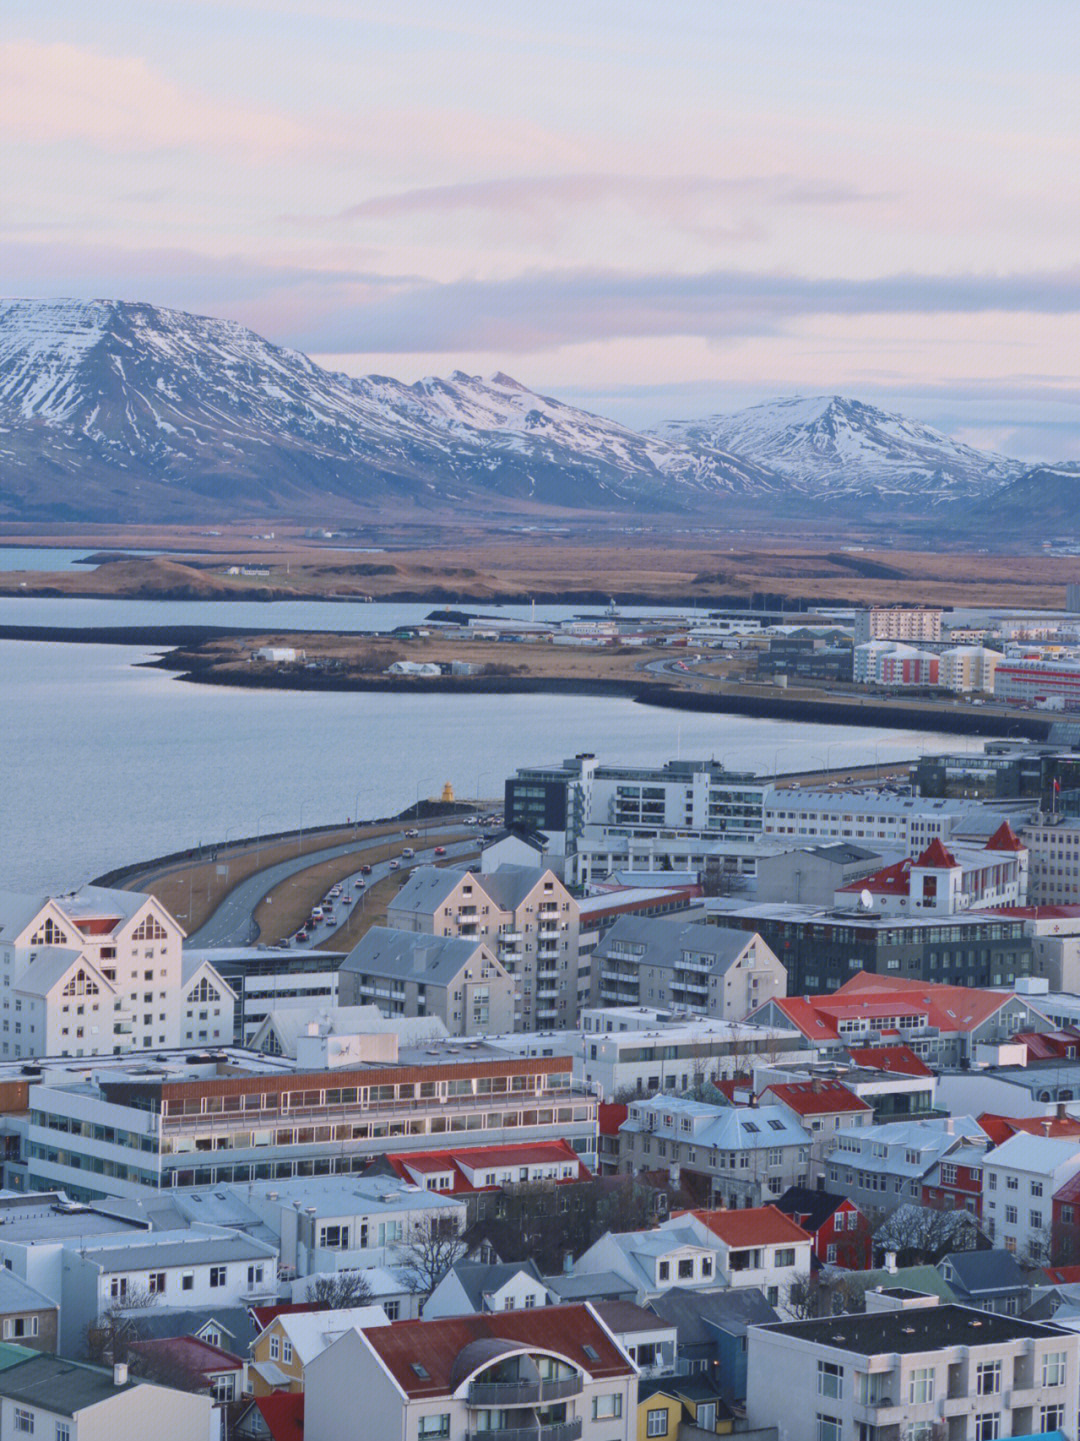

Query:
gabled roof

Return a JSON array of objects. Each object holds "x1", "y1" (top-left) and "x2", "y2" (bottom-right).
[
  {"x1": 381, "y1": 1139, "x2": 587, "y2": 1193},
  {"x1": 442, "y1": 1260, "x2": 546, "y2": 1312},
  {"x1": 671, "y1": 1205, "x2": 811, "y2": 1249},
  {"x1": 979, "y1": 1112, "x2": 1080, "y2": 1147},
  {"x1": 359, "y1": 1303, "x2": 633, "y2": 1398},
  {"x1": 774, "y1": 1186, "x2": 853, "y2": 1234},
  {"x1": 846, "y1": 1044, "x2": 935, "y2": 1077},
  {"x1": 598, "y1": 916, "x2": 759, "y2": 976},
  {"x1": 261, "y1": 1306, "x2": 389, "y2": 1365},
  {"x1": 838, "y1": 858, "x2": 912, "y2": 897},
  {"x1": 764, "y1": 1079, "x2": 871, "y2": 1117},
  {"x1": 251, "y1": 1393, "x2": 304, "y2": 1441},
  {"x1": 649, "y1": 1286, "x2": 778, "y2": 1346},
  {"x1": 15, "y1": 947, "x2": 99, "y2": 998},
  {"x1": 128, "y1": 1333, "x2": 244, "y2": 1379},
  {"x1": 0, "y1": 1271, "x2": 56, "y2": 1315},
  {"x1": 939, "y1": 1248, "x2": 1027, "y2": 1297},
  {"x1": 982, "y1": 1131, "x2": 1080, "y2": 1176},
  {"x1": 342, "y1": 927, "x2": 495, "y2": 986},
  {"x1": 480, "y1": 865, "x2": 561, "y2": 911}
]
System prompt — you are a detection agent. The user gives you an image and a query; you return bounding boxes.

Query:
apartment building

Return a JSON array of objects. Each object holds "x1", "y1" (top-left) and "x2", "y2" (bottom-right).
[
  {"x1": 182, "y1": 945, "x2": 344, "y2": 1043},
  {"x1": 303, "y1": 1304, "x2": 638, "y2": 1441},
  {"x1": 940, "y1": 646, "x2": 1000, "y2": 694},
  {"x1": 824, "y1": 1116, "x2": 987, "y2": 1215},
  {"x1": 980, "y1": 1132, "x2": 1080, "y2": 1263},
  {"x1": 337, "y1": 927, "x2": 515, "y2": 1035},
  {"x1": 595, "y1": 917, "x2": 784, "y2": 1020},
  {"x1": 751, "y1": 974, "x2": 1054, "y2": 1068},
  {"x1": 1022, "y1": 813, "x2": 1080, "y2": 905},
  {"x1": 388, "y1": 865, "x2": 585, "y2": 1029},
  {"x1": 747, "y1": 1298, "x2": 1079, "y2": 1441},
  {"x1": 995, "y1": 656, "x2": 1080, "y2": 708},
  {"x1": 856, "y1": 642, "x2": 940, "y2": 688},
  {"x1": 0, "y1": 886, "x2": 233, "y2": 1059},
  {"x1": 853, "y1": 606, "x2": 943, "y2": 643},
  {"x1": 24, "y1": 1046, "x2": 598, "y2": 1201},
  {"x1": 618, "y1": 1094, "x2": 811, "y2": 1207}
]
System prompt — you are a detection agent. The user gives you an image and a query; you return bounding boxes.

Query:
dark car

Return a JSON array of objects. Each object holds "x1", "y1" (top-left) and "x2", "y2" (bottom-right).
[
  {"x1": 295, "y1": 930, "x2": 309, "y2": 942},
  {"x1": 360, "y1": 864, "x2": 373, "y2": 875}
]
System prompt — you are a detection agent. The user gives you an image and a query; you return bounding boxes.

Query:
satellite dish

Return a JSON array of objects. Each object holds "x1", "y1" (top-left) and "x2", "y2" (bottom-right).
[{"x1": 860, "y1": 888, "x2": 874, "y2": 910}]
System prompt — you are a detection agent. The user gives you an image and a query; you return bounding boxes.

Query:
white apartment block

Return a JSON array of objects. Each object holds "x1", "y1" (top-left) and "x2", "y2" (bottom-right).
[
  {"x1": 388, "y1": 865, "x2": 586, "y2": 1029},
  {"x1": 853, "y1": 607, "x2": 943, "y2": 643},
  {"x1": 747, "y1": 1298, "x2": 1079, "y2": 1441},
  {"x1": 761, "y1": 791, "x2": 1007, "y2": 851},
  {"x1": 0, "y1": 887, "x2": 233, "y2": 1059},
  {"x1": 1023, "y1": 813, "x2": 1080, "y2": 905},
  {"x1": 980, "y1": 1132, "x2": 1080, "y2": 1264},
  {"x1": 940, "y1": 646, "x2": 1000, "y2": 694}
]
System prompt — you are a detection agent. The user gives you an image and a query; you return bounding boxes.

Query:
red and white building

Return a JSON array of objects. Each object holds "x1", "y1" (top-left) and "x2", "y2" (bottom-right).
[
  {"x1": 995, "y1": 656, "x2": 1080, "y2": 709},
  {"x1": 922, "y1": 1144, "x2": 985, "y2": 1217},
  {"x1": 775, "y1": 1186, "x2": 873, "y2": 1270},
  {"x1": 833, "y1": 823, "x2": 1028, "y2": 918},
  {"x1": 380, "y1": 1139, "x2": 589, "y2": 1197}
]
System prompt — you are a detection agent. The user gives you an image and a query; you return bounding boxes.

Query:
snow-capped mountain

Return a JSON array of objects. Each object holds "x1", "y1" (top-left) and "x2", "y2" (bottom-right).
[
  {"x1": 657, "y1": 394, "x2": 1024, "y2": 503},
  {"x1": 0, "y1": 298, "x2": 767, "y2": 522},
  {"x1": 978, "y1": 462, "x2": 1080, "y2": 530}
]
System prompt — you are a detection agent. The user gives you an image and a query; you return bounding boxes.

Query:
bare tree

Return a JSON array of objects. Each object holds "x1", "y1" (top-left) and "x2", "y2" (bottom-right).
[
  {"x1": 397, "y1": 1216, "x2": 468, "y2": 1302},
  {"x1": 84, "y1": 1287, "x2": 159, "y2": 1364},
  {"x1": 307, "y1": 1270, "x2": 374, "y2": 1309}
]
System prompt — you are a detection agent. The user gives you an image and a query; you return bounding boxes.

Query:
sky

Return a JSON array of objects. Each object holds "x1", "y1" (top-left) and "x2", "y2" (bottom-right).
[{"x1": 5, "y1": 0, "x2": 1080, "y2": 458}]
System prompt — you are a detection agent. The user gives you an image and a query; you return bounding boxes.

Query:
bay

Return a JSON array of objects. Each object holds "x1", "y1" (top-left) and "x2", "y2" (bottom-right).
[{"x1": 0, "y1": 638, "x2": 997, "y2": 894}]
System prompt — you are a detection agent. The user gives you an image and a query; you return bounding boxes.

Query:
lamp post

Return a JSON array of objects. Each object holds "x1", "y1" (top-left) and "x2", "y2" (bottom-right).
[
  {"x1": 255, "y1": 813, "x2": 278, "y2": 866},
  {"x1": 297, "y1": 799, "x2": 316, "y2": 856},
  {"x1": 415, "y1": 776, "x2": 435, "y2": 829}
]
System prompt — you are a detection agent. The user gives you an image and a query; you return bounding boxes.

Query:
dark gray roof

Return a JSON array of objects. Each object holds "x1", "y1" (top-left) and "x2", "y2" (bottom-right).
[
  {"x1": 387, "y1": 866, "x2": 464, "y2": 916},
  {"x1": 650, "y1": 1286, "x2": 778, "y2": 1347},
  {"x1": 597, "y1": 916, "x2": 759, "y2": 975},
  {"x1": 0, "y1": 1353, "x2": 139, "y2": 1415},
  {"x1": 342, "y1": 927, "x2": 494, "y2": 986},
  {"x1": 0, "y1": 1272, "x2": 56, "y2": 1315},
  {"x1": 449, "y1": 1259, "x2": 545, "y2": 1311},
  {"x1": 478, "y1": 865, "x2": 555, "y2": 911},
  {"x1": 939, "y1": 1248, "x2": 1029, "y2": 1297},
  {"x1": 126, "y1": 1305, "x2": 258, "y2": 1352},
  {"x1": 542, "y1": 1270, "x2": 637, "y2": 1303},
  {"x1": 758, "y1": 1303, "x2": 1066, "y2": 1356}
]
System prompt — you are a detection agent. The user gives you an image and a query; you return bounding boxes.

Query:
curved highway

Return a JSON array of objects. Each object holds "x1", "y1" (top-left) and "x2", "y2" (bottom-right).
[{"x1": 187, "y1": 819, "x2": 479, "y2": 947}]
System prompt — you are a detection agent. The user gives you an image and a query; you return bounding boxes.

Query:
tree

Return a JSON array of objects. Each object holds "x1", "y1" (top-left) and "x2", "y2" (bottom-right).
[
  {"x1": 397, "y1": 1216, "x2": 468, "y2": 1301},
  {"x1": 307, "y1": 1270, "x2": 374, "y2": 1309},
  {"x1": 84, "y1": 1287, "x2": 159, "y2": 1364}
]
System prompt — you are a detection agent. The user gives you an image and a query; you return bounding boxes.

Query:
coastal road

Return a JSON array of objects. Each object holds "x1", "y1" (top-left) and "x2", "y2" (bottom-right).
[{"x1": 186, "y1": 819, "x2": 476, "y2": 947}]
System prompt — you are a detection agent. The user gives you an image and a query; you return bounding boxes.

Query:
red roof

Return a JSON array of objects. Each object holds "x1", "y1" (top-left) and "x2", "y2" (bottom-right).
[
  {"x1": 599, "y1": 1102, "x2": 628, "y2": 1137},
  {"x1": 673, "y1": 1204, "x2": 812, "y2": 1248},
  {"x1": 830, "y1": 973, "x2": 1011, "y2": 1032},
  {"x1": 977, "y1": 1113, "x2": 1080, "y2": 1147},
  {"x1": 975, "y1": 905, "x2": 1080, "y2": 922},
  {"x1": 73, "y1": 916, "x2": 122, "y2": 936},
  {"x1": 846, "y1": 1044, "x2": 935, "y2": 1077},
  {"x1": 250, "y1": 1301, "x2": 324, "y2": 1331},
  {"x1": 128, "y1": 1334, "x2": 244, "y2": 1380},
  {"x1": 1015, "y1": 1029, "x2": 1080, "y2": 1060},
  {"x1": 986, "y1": 821, "x2": 1025, "y2": 852},
  {"x1": 764, "y1": 1079, "x2": 871, "y2": 1117},
  {"x1": 1044, "y1": 1264, "x2": 1080, "y2": 1285},
  {"x1": 382, "y1": 1139, "x2": 588, "y2": 1193},
  {"x1": 915, "y1": 837, "x2": 958, "y2": 869},
  {"x1": 839, "y1": 858, "x2": 912, "y2": 896},
  {"x1": 361, "y1": 1304, "x2": 633, "y2": 1398},
  {"x1": 252, "y1": 1394, "x2": 304, "y2": 1441}
]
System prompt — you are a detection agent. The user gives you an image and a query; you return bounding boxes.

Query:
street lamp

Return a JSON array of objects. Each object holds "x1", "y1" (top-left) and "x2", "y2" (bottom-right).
[
  {"x1": 255, "y1": 812, "x2": 278, "y2": 866},
  {"x1": 414, "y1": 776, "x2": 436, "y2": 827},
  {"x1": 297, "y1": 799, "x2": 317, "y2": 856}
]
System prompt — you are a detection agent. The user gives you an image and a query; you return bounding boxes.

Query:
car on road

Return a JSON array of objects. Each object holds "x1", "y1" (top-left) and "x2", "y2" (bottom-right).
[
  {"x1": 360, "y1": 864, "x2": 372, "y2": 875},
  {"x1": 405, "y1": 829, "x2": 419, "y2": 838},
  {"x1": 341, "y1": 894, "x2": 351, "y2": 906},
  {"x1": 401, "y1": 847, "x2": 415, "y2": 858},
  {"x1": 354, "y1": 878, "x2": 366, "y2": 889},
  {"x1": 310, "y1": 906, "x2": 324, "y2": 921},
  {"x1": 434, "y1": 846, "x2": 446, "y2": 856},
  {"x1": 295, "y1": 930, "x2": 309, "y2": 942},
  {"x1": 389, "y1": 859, "x2": 400, "y2": 870}
]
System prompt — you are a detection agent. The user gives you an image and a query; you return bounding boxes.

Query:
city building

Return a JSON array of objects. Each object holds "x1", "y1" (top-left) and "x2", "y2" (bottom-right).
[
  {"x1": 936, "y1": 1249, "x2": 1030, "y2": 1315},
  {"x1": 939, "y1": 646, "x2": 1001, "y2": 694},
  {"x1": 303, "y1": 1303, "x2": 638, "y2": 1441},
  {"x1": 995, "y1": 656, "x2": 1080, "y2": 709},
  {"x1": 595, "y1": 917, "x2": 786, "y2": 1020},
  {"x1": 755, "y1": 842, "x2": 888, "y2": 906},
  {"x1": 980, "y1": 1132, "x2": 1080, "y2": 1262},
  {"x1": 760, "y1": 790, "x2": 1021, "y2": 851},
  {"x1": 337, "y1": 928, "x2": 515, "y2": 1036},
  {"x1": 832, "y1": 825, "x2": 1029, "y2": 918},
  {"x1": 127, "y1": 1332, "x2": 246, "y2": 1414},
  {"x1": 571, "y1": 1224, "x2": 723, "y2": 1306},
  {"x1": 424, "y1": 1260, "x2": 550, "y2": 1320},
  {"x1": 0, "y1": 1271, "x2": 58, "y2": 1353},
  {"x1": 249, "y1": 1304, "x2": 389, "y2": 1395},
  {"x1": 775, "y1": 1186, "x2": 873, "y2": 1270},
  {"x1": 662, "y1": 1207, "x2": 813, "y2": 1310},
  {"x1": 0, "y1": 1348, "x2": 214, "y2": 1440},
  {"x1": 23, "y1": 1044, "x2": 599, "y2": 1201},
  {"x1": 853, "y1": 607, "x2": 943, "y2": 644},
  {"x1": 182, "y1": 946, "x2": 344, "y2": 1043},
  {"x1": 746, "y1": 1298, "x2": 1079, "y2": 1441},
  {"x1": 0, "y1": 886, "x2": 233, "y2": 1059},
  {"x1": 248, "y1": 1003, "x2": 448, "y2": 1060},
  {"x1": 648, "y1": 1287, "x2": 778, "y2": 1402},
  {"x1": 618, "y1": 1094, "x2": 811, "y2": 1208},
  {"x1": 824, "y1": 1116, "x2": 987, "y2": 1215},
  {"x1": 387, "y1": 865, "x2": 585, "y2": 1029}
]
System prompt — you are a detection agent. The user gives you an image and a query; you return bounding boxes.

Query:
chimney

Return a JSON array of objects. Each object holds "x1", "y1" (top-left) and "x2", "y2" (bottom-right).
[
  {"x1": 1057, "y1": 1102, "x2": 1069, "y2": 1120},
  {"x1": 113, "y1": 1362, "x2": 128, "y2": 1387},
  {"x1": 1043, "y1": 1120, "x2": 1053, "y2": 1136},
  {"x1": 563, "y1": 1251, "x2": 574, "y2": 1275},
  {"x1": 811, "y1": 1076, "x2": 822, "y2": 1094},
  {"x1": 884, "y1": 1250, "x2": 898, "y2": 1274}
]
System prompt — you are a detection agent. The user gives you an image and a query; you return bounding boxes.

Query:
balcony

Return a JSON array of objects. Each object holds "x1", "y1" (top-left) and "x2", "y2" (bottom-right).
[
  {"x1": 468, "y1": 1376, "x2": 583, "y2": 1406},
  {"x1": 499, "y1": 932, "x2": 523, "y2": 944},
  {"x1": 465, "y1": 1422, "x2": 581, "y2": 1441}
]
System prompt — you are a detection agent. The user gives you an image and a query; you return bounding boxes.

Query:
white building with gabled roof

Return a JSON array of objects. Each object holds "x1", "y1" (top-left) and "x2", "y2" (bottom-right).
[{"x1": 0, "y1": 887, "x2": 233, "y2": 1059}]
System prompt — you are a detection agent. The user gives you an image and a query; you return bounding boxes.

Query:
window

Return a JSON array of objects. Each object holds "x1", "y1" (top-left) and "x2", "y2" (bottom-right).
[
  {"x1": 816, "y1": 1415, "x2": 842, "y2": 1441},
  {"x1": 677, "y1": 1258, "x2": 694, "y2": 1279},
  {"x1": 282, "y1": 1340, "x2": 293, "y2": 1366},
  {"x1": 1005, "y1": 1174, "x2": 1018, "y2": 1190},
  {"x1": 181, "y1": 1271, "x2": 194, "y2": 1291},
  {"x1": 1031, "y1": 1180, "x2": 1043, "y2": 1196},
  {"x1": 908, "y1": 1367, "x2": 934, "y2": 1403},
  {"x1": 975, "y1": 1360, "x2": 1001, "y2": 1395},
  {"x1": 646, "y1": 1409, "x2": 669, "y2": 1438},
  {"x1": 147, "y1": 1272, "x2": 165, "y2": 1295},
  {"x1": 13, "y1": 1409, "x2": 33, "y2": 1433},
  {"x1": 1004, "y1": 1205, "x2": 1017, "y2": 1225},
  {"x1": 109, "y1": 1276, "x2": 128, "y2": 1300},
  {"x1": 418, "y1": 1417, "x2": 451, "y2": 1439},
  {"x1": 55, "y1": 1426, "x2": 71, "y2": 1441},
  {"x1": 817, "y1": 1360, "x2": 843, "y2": 1399},
  {"x1": 209, "y1": 1265, "x2": 227, "y2": 1288},
  {"x1": 247, "y1": 1264, "x2": 264, "y2": 1286},
  {"x1": 974, "y1": 1414, "x2": 1000, "y2": 1441},
  {"x1": 269, "y1": 1336, "x2": 280, "y2": 1361},
  {"x1": 1042, "y1": 1349, "x2": 1067, "y2": 1386},
  {"x1": 211, "y1": 1374, "x2": 235, "y2": 1404},
  {"x1": 657, "y1": 1261, "x2": 670, "y2": 1282},
  {"x1": 775, "y1": 1247, "x2": 796, "y2": 1267},
  {"x1": 1041, "y1": 1403, "x2": 1066, "y2": 1431},
  {"x1": 592, "y1": 1394, "x2": 623, "y2": 1419},
  {"x1": 3, "y1": 1318, "x2": 38, "y2": 1339}
]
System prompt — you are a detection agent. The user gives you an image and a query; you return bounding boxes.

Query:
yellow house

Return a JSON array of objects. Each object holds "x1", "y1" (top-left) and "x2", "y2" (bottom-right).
[
  {"x1": 637, "y1": 1388, "x2": 682, "y2": 1441},
  {"x1": 249, "y1": 1305, "x2": 389, "y2": 1396},
  {"x1": 638, "y1": 1379, "x2": 734, "y2": 1438}
]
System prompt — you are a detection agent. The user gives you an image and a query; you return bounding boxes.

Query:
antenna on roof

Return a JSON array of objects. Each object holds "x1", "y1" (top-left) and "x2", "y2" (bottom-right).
[{"x1": 859, "y1": 889, "x2": 874, "y2": 911}]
